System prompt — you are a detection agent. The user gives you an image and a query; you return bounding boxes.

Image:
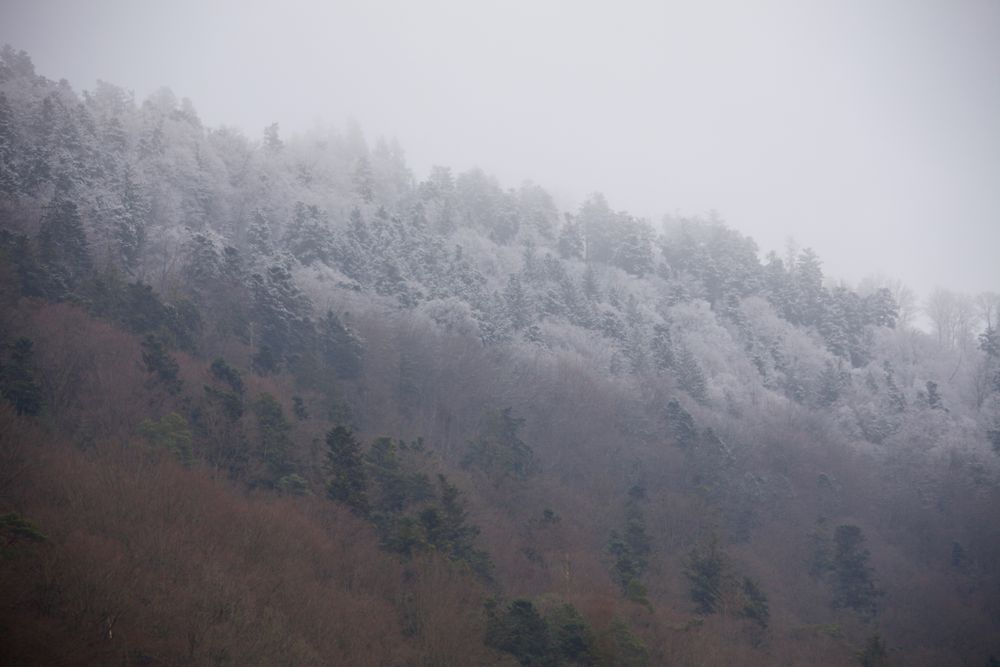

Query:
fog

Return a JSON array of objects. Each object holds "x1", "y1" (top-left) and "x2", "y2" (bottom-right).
[{"x1": 3, "y1": 0, "x2": 998, "y2": 297}]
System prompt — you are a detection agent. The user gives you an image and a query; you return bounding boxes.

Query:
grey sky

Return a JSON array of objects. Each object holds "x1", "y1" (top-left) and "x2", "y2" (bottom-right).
[{"x1": 3, "y1": 0, "x2": 998, "y2": 298}]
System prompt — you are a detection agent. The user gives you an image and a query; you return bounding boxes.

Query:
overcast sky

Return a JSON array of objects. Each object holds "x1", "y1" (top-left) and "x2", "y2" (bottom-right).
[{"x1": 3, "y1": 0, "x2": 998, "y2": 299}]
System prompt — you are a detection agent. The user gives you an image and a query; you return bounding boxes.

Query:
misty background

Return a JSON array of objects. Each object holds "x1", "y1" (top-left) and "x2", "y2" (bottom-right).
[{"x1": 3, "y1": 0, "x2": 998, "y2": 299}]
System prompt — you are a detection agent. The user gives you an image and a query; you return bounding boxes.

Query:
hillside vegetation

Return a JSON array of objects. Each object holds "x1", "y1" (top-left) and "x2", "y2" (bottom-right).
[{"x1": 1, "y1": 46, "x2": 999, "y2": 665}]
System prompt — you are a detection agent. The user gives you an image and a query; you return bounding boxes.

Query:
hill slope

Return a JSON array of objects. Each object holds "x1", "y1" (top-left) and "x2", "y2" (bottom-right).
[{"x1": 1, "y1": 46, "x2": 999, "y2": 665}]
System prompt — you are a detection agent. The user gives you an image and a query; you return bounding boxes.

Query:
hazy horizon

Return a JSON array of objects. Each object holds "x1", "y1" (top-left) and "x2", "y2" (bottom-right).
[{"x1": 3, "y1": 0, "x2": 998, "y2": 300}]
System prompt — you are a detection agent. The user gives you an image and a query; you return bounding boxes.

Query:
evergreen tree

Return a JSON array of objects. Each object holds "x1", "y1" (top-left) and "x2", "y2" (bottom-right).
[
  {"x1": 0, "y1": 92, "x2": 19, "y2": 197},
  {"x1": 138, "y1": 412, "x2": 193, "y2": 465},
  {"x1": 252, "y1": 393, "x2": 294, "y2": 479},
  {"x1": 325, "y1": 425, "x2": 369, "y2": 515},
  {"x1": 611, "y1": 214, "x2": 654, "y2": 277},
  {"x1": 856, "y1": 635, "x2": 888, "y2": 667},
  {"x1": 484, "y1": 599, "x2": 554, "y2": 667},
  {"x1": 684, "y1": 534, "x2": 731, "y2": 614},
  {"x1": 1, "y1": 338, "x2": 44, "y2": 416},
  {"x1": 666, "y1": 399, "x2": 698, "y2": 449},
  {"x1": 831, "y1": 524, "x2": 880, "y2": 618},
  {"x1": 463, "y1": 408, "x2": 537, "y2": 480},
  {"x1": 283, "y1": 202, "x2": 332, "y2": 266},
  {"x1": 675, "y1": 347, "x2": 709, "y2": 403},
  {"x1": 740, "y1": 577, "x2": 770, "y2": 629},
  {"x1": 504, "y1": 274, "x2": 533, "y2": 331},
  {"x1": 318, "y1": 309, "x2": 363, "y2": 379},
  {"x1": 38, "y1": 195, "x2": 92, "y2": 295},
  {"x1": 140, "y1": 334, "x2": 182, "y2": 394}
]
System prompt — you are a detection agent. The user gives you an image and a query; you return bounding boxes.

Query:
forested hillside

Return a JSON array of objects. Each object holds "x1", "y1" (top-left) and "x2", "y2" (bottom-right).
[{"x1": 1, "y1": 46, "x2": 999, "y2": 666}]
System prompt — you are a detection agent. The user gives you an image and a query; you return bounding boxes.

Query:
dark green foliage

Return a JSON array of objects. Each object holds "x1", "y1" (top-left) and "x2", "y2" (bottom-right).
[
  {"x1": 138, "y1": 413, "x2": 193, "y2": 465},
  {"x1": 203, "y1": 385, "x2": 243, "y2": 422},
  {"x1": 603, "y1": 621, "x2": 650, "y2": 667},
  {"x1": 204, "y1": 358, "x2": 245, "y2": 421},
  {"x1": 89, "y1": 280, "x2": 200, "y2": 351},
  {"x1": 291, "y1": 395, "x2": 308, "y2": 420},
  {"x1": 210, "y1": 357, "x2": 244, "y2": 394},
  {"x1": 0, "y1": 231, "x2": 49, "y2": 298},
  {"x1": 740, "y1": 577, "x2": 770, "y2": 629},
  {"x1": 318, "y1": 309, "x2": 363, "y2": 379},
  {"x1": 464, "y1": 408, "x2": 537, "y2": 480},
  {"x1": 251, "y1": 343, "x2": 280, "y2": 375},
  {"x1": 609, "y1": 485, "x2": 652, "y2": 603},
  {"x1": 427, "y1": 474, "x2": 492, "y2": 577},
  {"x1": 276, "y1": 473, "x2": 310, "y2": 496},
  {"x1": 140, "y1": 334, "x2": 182, "y2": 394},
  {"x1": 108, "y1": 166, "x2": 148, "y2": 274},
  {"x1": 684, "y1": 534, "x2": 730, "y2": 614},
  {"x1": 856, "y1": 634, "x2": 888, "y2": 667},
  {"x1": 831, "y1": 524, "x2": 880, "y2": 618},
  {"x1": 1, "y1": 337, "x2": 44, "y2": 416},
  {"x1": 0, "y1": 512, "x2": 47, "y2": 547},
  {"x1": 372, "y1": 464, "x2": 490, "y2": 576},
  {"x1": 37, "y1": 197, "x2": 92, "y2": 295},
  {"x1": 253, "y1": 393, "x2": 294, "y2": 479},
  {"x1": 484, "y1": 599, "x2": 554, "y2": 667},
  {"x1": 325, "y1": 424, "x2": 369, "y2": 515},
  {"x1": 365, "y1": 437, "x2": 432, "y2": 514},
  {"x1": 380, "y1": 515, "x2": 430, "y2": 557},
  {"x1": 250, "y1": 264, "x2": 312, "y2": 374},
  {"x1": 547, "y1": 604, "x2": 596, "y2": 665},
  {"x1": 809, "y1": 521, "x2": 835, "y2": 577},
  {"x1": 675, "y1": 347, "x2": 708, "y2": 403},
  {"x1": 666, "y1": 399, "x2": 697, "y2": 449}
]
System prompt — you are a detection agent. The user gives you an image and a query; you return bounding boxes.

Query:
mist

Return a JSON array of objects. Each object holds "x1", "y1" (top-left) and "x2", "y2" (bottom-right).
[
  {"x1": 4, "y1": 0, "x2": 998, "y2": 299},
  {"x1": 3, "y1": 3, "x2": 1000, "y2": 665}
]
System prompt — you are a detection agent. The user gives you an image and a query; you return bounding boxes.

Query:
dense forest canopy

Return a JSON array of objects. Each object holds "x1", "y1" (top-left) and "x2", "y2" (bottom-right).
[{"x1": 1, "y1": 46, "x2": 999, "y2": 666}]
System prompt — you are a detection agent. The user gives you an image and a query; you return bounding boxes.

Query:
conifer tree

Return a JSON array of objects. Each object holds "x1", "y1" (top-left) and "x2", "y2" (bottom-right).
[
  {"x1": 1, "y1": 338, "x2": 44, "y2": 416},
  {"x1": 325, "y1": 425, "x2": 369, "y2": 515}
]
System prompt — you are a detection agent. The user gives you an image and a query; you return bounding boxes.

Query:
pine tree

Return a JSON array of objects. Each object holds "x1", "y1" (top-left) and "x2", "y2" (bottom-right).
[
  {"x1": 675, "y1": 347, "x2": 709, "y2": 403},
  {"x1": 684, "y1": 534, "x2": 731, "y2": 614},
  {"x1": 504, "y1": 274, "x2": 533, "y2": 330},
  {"x1": 1, "y1": 338, "x2": 44, "y2": 416},
  {"x1": 38, "y1": 195, "x2": 92, "y2": 295},
  {"x1": 318, "y1": 310, "x2": 362, "y2": 379},
  {"x1": 325, "y1": 425, "x2": 369, "y2": 515},
  {"x1": 484, "y1": 599, "x2": 553, "y2": 667},
  {"x1": 831, "y1": 524, "x2": 880, "y2": 618},
  {"x1": 140, "y1": 334, "x2": 182, "y2": 394},
  {"x1": 253, "y1": 393, "x2": 293, "y2": 479},
  {"x1": 463, "y1": 408, "x2": 537, "y2": 480},
  {"x1": 0, "y1": 92, "x2": 20, "y2": 197},
  {"x1": 666, "y1": 399, "x2": 698, "y2": 449}
]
